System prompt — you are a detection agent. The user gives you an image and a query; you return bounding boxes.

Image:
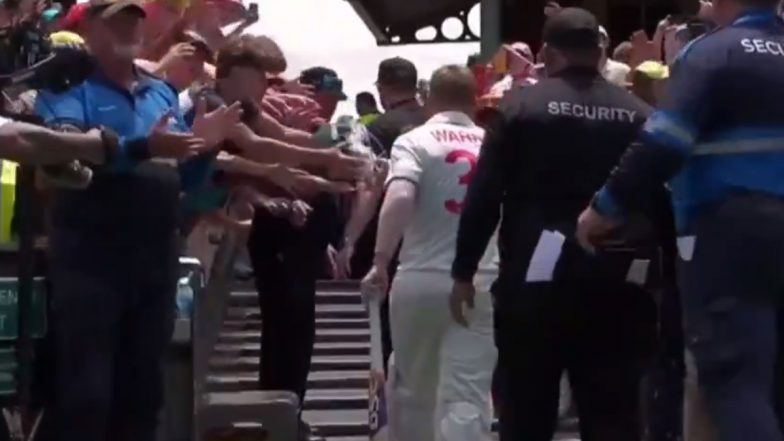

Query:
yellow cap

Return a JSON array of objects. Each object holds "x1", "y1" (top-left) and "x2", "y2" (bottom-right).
[
  {"x1": 635, "y1": 61, "x2": 669, "y2": 80},
  {"x1": 49, "y1": 31, "x2": 85, "y2": 46}
]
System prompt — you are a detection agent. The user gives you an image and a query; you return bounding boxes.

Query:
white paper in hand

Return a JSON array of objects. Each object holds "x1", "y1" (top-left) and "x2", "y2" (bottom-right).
[{"x1": 525, "y1": 230, "x2": 566, "y2": 282}]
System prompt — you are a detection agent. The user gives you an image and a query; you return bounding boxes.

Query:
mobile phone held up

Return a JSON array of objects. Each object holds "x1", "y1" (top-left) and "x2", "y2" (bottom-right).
[{"x1": 245, "y1": 2, "x2": 258, "y2": 23}]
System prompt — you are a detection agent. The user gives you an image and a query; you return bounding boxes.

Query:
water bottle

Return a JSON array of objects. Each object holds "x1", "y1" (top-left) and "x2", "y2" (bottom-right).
[{"x1": 176, "y1": 276, "x2": 194, "y2": 318}]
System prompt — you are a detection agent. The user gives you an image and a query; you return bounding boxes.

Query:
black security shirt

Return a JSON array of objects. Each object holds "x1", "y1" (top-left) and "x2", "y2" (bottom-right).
[{"x1": 451, "y1": 66, "x2": 656, "y2": 289}]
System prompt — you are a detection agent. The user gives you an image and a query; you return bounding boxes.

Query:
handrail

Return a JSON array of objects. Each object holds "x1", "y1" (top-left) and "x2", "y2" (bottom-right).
[{"x1": 192, "y1": 230, "x2": 239, "y2": 439}]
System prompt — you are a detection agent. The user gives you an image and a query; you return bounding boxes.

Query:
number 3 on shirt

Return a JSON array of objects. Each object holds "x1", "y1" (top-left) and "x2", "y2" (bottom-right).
[{"x1": 444, "y1": 149, "x2": 478, "y2": 214}]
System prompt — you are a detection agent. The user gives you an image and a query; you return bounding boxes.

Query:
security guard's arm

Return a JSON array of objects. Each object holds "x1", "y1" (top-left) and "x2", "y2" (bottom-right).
[
  {"x1": 451, "y1": 98, "x2": 515, "y2": 283},
  {"x1": 34, "y1": 89, "x2": 153, "y2": 169},
  {"x1": 593, "y1": 41, "x2": 714, "y2": 217}
]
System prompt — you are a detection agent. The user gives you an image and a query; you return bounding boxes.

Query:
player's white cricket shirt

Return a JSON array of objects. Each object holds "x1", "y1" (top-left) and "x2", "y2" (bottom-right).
[{"x1": 386, "y1": 111, "x2": 500, "y2": 274}]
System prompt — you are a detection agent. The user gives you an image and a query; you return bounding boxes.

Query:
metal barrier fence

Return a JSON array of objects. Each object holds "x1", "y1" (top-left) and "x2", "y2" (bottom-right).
[{"x1": 180, "y1": 231, "x2": 299, "y2": 441}]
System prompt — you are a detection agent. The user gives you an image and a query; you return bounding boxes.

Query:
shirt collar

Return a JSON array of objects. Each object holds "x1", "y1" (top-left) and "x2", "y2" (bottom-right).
[
  {"x1": 733, "y1": 8, "x2": 777, "y2": 26},
  {"x1": 426, "y1": 111, "x2": 475, "y2": 127},
  {"x1": 386, "y1": 97, "x2": 418, "y2": 111}
]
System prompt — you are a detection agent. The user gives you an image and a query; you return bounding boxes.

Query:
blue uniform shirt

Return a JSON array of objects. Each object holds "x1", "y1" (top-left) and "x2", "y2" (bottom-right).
[
  {"x1": 34, "y1": 69, "x2": 211, "y2": 237},
  {"x1": 596, "y1": 10, "x2": 784, "y2": 231}
]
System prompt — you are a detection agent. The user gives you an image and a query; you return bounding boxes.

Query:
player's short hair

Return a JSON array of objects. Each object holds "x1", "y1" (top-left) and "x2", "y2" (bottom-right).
[
  {"x1": 428, "y1": 65, "x2": 476, "y2": 109},
  {"x1": 216, "y1": 35, "x2": 287, "y2": 78}
]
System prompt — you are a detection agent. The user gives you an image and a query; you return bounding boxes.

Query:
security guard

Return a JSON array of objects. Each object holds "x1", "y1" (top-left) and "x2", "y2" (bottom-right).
[
  {"x1": 577, "y1": 1, "x2": 784, "y2": 440},
  {"x1": 451, "y1": 8, "x2": 660, "y2": 441}
]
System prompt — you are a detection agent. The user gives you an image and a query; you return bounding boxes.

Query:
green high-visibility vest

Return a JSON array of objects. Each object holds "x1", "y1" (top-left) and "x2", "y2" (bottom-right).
[{"x1": 0, "y1": 161, "x2": 17, "y2": 244}]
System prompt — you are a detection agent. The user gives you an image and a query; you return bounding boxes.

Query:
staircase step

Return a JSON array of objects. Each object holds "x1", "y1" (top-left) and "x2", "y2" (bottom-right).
[
  {"x1": 227, "y1": 304, "x2": 368, "y2": 321},
  {"x1": 210, "y1": 355, "x2": 369, "y2": 372},
  {"x1": 214, "y1": 341, "x2": 370, "y2": 357},
  {"x1": 229, "y1": 291, "x2": 361, "y2": 307},
  {"x1": 206, "y1": 370, "x2": 368, "y2": 392},
  {"x1": 219, "y1": 328, "x2": 369, "y2": 344},
  {"x1": 302, "y1": 409, "x2": 368, "y2": 437},
  {"x1": 303, "y1": 388, "x2": 367, "y2": 410},
  {"x1": 222, "y1": 317, "x2": 369, "y2": 331},
  {"x1": 229, "y1": 280, "x2": 360, "y2": 292},
  {"x1": 308, "y1": 370, "x2": 368, "y2": 389}
]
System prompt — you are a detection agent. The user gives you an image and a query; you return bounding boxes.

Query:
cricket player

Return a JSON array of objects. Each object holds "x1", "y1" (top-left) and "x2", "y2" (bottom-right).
[{"x1": 362, "y1": 64, "x2": 499, "y2": 441}]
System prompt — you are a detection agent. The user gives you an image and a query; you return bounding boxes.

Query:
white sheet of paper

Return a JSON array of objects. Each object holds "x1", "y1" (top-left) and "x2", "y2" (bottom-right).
[
  {"x1": 677, "y1": 236, "x2": 696, "y2": 262},
  {"x1": 525, "y1": 230, "x2": 566, "y2": 282},
  {"x1": 626, "y1": 259, "x2": 650, "y2": 286}
]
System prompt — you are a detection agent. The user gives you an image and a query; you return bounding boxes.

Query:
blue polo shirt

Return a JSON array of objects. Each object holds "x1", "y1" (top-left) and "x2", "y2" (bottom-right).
[
  {"x1": 596, "y1": 9, "x2": 784, "y2": 232},
  {"x1": 35, "y1": 69, "x2": 207, "y2": 239}
]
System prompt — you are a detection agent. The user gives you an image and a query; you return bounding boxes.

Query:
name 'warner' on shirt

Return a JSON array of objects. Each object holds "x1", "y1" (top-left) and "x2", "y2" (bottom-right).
[{"x1": 547, "y1": 101, "x2": 638, "y2": 123}]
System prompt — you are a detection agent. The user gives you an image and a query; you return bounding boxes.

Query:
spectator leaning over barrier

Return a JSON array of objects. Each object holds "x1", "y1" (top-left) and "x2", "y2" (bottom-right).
[
  {"x1": 33, "y1": 0, "x2": 242, "y2": 439},
  {"x1": 185, "y1": 35, "x2": 368, "y2": 441}
]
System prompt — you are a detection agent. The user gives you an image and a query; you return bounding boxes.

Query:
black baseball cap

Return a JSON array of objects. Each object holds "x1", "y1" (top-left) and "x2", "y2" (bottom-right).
[
  {"x1": 542, "y1": 7, "x2": 601, "y2": 50},
  {"x1": 300, "y1": 66, "x2": 347, "y2": 100},
  {"x1": 376, "y1": 57, "x2": 417, "y2": 89}
]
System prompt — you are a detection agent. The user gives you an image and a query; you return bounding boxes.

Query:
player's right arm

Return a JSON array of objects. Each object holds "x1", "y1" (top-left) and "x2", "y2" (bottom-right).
[{"x1": 361, "y1": 136, "x2": 422, "y2": 294}]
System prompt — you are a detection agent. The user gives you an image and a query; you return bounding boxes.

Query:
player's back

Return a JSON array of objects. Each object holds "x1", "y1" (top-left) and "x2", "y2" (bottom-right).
[{"x1": 387, "y1": 112, "x2": 499, "y2": 274}]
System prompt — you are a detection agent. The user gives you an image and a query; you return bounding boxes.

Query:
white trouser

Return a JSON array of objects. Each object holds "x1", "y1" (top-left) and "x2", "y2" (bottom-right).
[{"x1": 388, "y1": 270, "x2": 497, "y2": 441}]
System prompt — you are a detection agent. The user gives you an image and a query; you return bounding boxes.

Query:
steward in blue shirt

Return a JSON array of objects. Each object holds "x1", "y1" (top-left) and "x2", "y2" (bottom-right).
[
  {"x1": 33, "y1": 0, "x2": 236, "y2": 439},
  {"x1": 578, "y1": 1, "x2": 784, "y2": 440}
]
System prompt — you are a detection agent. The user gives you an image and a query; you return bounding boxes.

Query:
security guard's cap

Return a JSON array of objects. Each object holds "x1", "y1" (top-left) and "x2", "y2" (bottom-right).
[{"x1": 543, "y1": 7, "x2": 600, "y2": 50}]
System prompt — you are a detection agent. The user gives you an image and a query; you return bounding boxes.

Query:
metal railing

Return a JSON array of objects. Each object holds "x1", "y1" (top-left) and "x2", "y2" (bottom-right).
[{"x1": 188, "y1": 231, "x2": 299, "y2": 441}]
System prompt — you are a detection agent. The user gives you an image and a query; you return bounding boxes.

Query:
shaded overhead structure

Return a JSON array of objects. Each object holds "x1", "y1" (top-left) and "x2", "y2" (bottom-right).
[
  {"x1": 345, "y1": 0, "x2": 480, "y2": 45},
  {"x1": 348, "y1": 0, "x2": 700, "y2": 54}
]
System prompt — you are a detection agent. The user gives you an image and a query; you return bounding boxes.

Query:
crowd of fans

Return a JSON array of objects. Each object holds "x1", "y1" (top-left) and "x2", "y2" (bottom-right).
[{"x1": 0, "y1": 0, "x2": 776, "y2": 439}]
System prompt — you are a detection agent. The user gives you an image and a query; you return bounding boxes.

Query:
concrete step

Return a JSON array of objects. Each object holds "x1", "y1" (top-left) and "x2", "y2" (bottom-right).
[
  {"x1": 304, "y1": 388, "x2": 367, "y2": 410},
  {"x1": 214, "y1": 341, "x2": 370, "y2": 357},
  {"x1": 302, "y1": 409, "x2": 368, "y2": 437},
  {"x1": 222, "y1": 317, "x2": 369, "y2": 331},
  {"x1": 226, "y1": 304, "x2": 367, "y2": 320},
  {"x1": 228, "y1": 290, "x2": 361, "y2": 307},
  {"x1": 219, "y1": 328, "x2": 369, "y2": 344},
  {"x1": 210, "y1": 355, "x2": 369, "y2": 373},
  {"x1": 229, "y1": 280, "x2": 360, "y2": 293},
  {"x1": 206, "y1": 370, "x2": 368, "y2": 392}
]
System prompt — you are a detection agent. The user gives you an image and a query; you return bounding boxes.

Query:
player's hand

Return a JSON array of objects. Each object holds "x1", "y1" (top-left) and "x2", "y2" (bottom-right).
[
  {"x1": 576, "y1": 206, "x2": 619, "y2": 254},
  {"x1": 288, "y1": 199, "x2": 312, "y2": 228},
  {"x1": 361, "y1": 264, "x2": 389, "y2": 303},
  {"x1": 335, "y1": 242, "x2": 354, "y2": 280},
  {"x1": 323, "y1": 148, "x2": 370, "y2": 182},
  {"x1": 192, "y1": 99, "x2": 243, "y2": 147},
  {"x1": 148, "y1": 111, "x2": 209, "y2": 160},
  {"x1": 450, "y1": 280, "x2": 476, "y2": 327}
]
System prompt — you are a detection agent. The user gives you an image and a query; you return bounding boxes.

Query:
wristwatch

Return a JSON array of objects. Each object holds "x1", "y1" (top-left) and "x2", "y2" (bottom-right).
[{"x1": 99, "y1": 126, "x2": 121, "y2": 165}]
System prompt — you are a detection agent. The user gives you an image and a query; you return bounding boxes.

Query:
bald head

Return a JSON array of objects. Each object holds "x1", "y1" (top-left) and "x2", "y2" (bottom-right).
[{"x1": 427, "y1": 65, "x2": 477, "y2": 113}]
